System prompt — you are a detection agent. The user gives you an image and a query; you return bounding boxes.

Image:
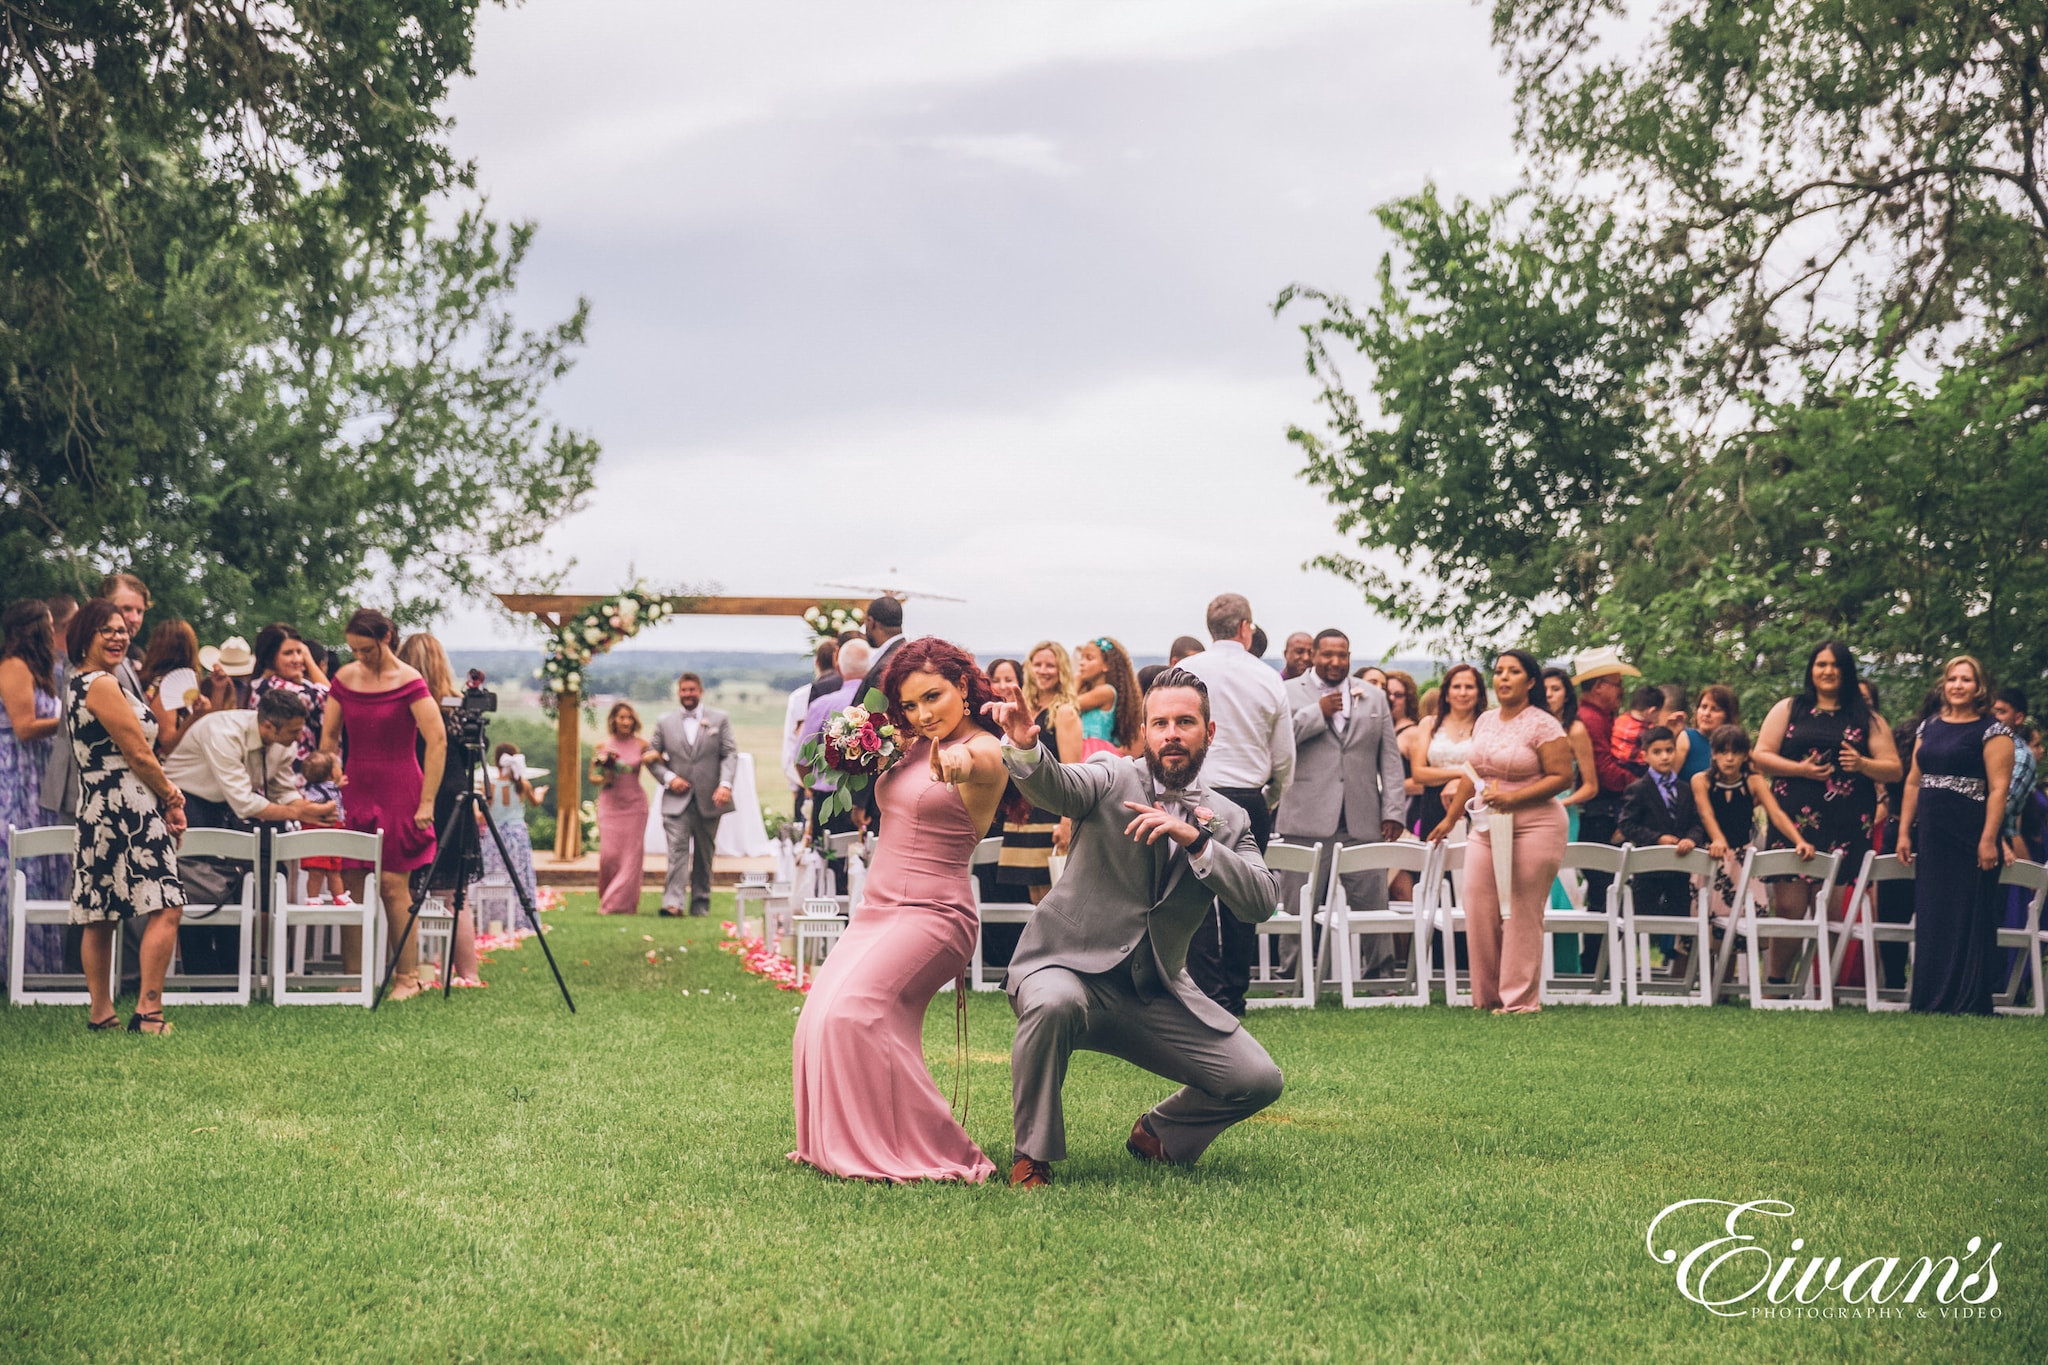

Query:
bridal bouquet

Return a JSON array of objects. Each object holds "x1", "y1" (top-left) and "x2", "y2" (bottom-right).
[
  {"x1": 589, "y1": 747, "x2": 629, "y2": 785},
  {"x1": 798, "y1": 688, "x2": 906, "y2": 823}
]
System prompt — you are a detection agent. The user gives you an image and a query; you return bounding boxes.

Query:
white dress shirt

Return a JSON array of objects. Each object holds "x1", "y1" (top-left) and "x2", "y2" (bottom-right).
[
  {"x1": 780, "y1": 683, "x2": 813, "y2": 793},
  {"x1": 160, "y1": 710, "x2": 300, "y2": 819},
  {"x1": 1179, "y1": 640, "x2": 1295, "y2": 806},
  {"x1": 1318, "y1": 675, "x2": 1352, "y2": 738},
  {"x1": 681, "y1": 710, "x2": 702, "y2": 747}
]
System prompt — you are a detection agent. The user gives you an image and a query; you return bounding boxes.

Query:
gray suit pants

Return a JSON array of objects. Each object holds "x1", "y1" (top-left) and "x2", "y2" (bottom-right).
[
  {"x1": 1010, "y1": 962, "x2": 1283, "y2": 1164},
  {"x1": 661, "y1": 805, "x2": 719, "y2": 913}
]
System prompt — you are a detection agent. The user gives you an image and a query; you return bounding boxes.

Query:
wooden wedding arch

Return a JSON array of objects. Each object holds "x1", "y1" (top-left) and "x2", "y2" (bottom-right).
[{"x1": 496, "y1": 593, "x2": 827, "y2": 858}]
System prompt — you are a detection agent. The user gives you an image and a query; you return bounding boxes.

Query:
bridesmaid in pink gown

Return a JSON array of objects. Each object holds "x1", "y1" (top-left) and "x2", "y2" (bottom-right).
[
  {"x1": 593, "y1": 702, "x2": 650, "y2": 914},
  {"x1": 791, "y1": 638, "x2": 1016, "y2": 1184}
]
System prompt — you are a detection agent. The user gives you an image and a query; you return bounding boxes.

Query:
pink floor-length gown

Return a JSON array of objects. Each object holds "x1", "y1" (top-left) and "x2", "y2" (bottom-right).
[
  {"x1": 596, "y1": 737, "x2": 649, "y2": 914},
  {"x1": 791, "y1": 738, "x2": 996, "y2": 1183}
]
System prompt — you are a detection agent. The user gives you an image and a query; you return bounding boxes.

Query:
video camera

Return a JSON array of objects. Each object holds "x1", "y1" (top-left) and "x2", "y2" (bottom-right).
[{"x1": 448, "y1": 668, "x2": 497, "y2": 768}]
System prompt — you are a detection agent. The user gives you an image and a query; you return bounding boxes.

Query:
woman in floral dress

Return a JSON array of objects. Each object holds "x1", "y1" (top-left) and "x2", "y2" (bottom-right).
[{"x1": 66, "y1": 599, "x2": 188, "y2": 1033}]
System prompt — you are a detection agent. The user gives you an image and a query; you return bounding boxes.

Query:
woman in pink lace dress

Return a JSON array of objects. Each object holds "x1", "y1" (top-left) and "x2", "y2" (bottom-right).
[
  {"x1": 790, "y1": 637, "x2": 1018, "y2": 1183},
  {"x1": 1430, "y1": 650, "x2": 1573, "y2": 1013},
  {"x1": 592, "y1": 701, "x2": 651, "y2": 914}
]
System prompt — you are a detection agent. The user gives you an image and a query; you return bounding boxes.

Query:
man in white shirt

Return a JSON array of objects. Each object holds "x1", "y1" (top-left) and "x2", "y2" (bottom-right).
[
  {"x1": 1178, "y1": 592, "x2": 1294, "y2": 1015},
  {"x1": 160, "y1": 688, "x2": 333, "y2": 975},
  {"x1": 161, "y1": 689, "x2": 331, "y2": 826}
]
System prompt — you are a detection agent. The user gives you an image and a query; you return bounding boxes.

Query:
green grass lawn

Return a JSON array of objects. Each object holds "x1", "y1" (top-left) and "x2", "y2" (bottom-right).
[{"x1": 3, "y1": 893, "x2": 2041, "y2": 1363}]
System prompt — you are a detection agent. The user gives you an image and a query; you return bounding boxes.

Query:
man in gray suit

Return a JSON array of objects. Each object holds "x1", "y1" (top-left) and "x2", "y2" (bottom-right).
[
  {"x1": 988, "y1": 668, "x2": 1283, "y2": 1189},
  {"x1": 647, "y1": 672, "x2": 738, "y2": 917},
  {"x1": 1274, "y1": 629, "x2": 1409, "y2": 974}
]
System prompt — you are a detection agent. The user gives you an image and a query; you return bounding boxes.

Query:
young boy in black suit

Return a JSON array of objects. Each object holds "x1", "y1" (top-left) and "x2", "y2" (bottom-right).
[{"x1": 1620, "y1": 726, "x2": 1709, "y2": 925}]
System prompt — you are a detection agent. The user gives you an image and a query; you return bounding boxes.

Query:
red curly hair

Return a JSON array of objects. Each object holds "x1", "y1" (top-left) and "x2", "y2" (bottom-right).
[{"x1": 879, "y1": 636, "x2": 1029, "y2": 823}]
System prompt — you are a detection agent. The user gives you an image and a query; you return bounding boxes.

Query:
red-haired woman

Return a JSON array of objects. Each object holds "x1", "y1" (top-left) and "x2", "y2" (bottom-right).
[{"x1": 791, "y1": 636, "x2": 1016, "y2": 1184}]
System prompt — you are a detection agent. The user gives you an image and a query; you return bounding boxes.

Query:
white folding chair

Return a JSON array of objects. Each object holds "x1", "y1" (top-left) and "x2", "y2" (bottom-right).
[
  {"x1": 1247, "y1": 840, "x2": 1322, "y2": 1008},
  {"x1": 1430, "y1": 841, "x2": 1470, "y2": 1006},
  {"x1": 1315, "y1": 840, "x2": 1437, "y2": 1008},
  {"x1": 1835, "y1": 852, "x2": 1914, "y2": 1010},
  {"x1": 793, "y1": 896, "x2": 848, "y2": 987},
  {"x1": 271, "y1": 829, "x2": 384, "y2": 1006},
  {"x1": 968, "y1": 836, "x2": 1033, "y2": 992},
  {"x1": 1539, "y1": 842, "x2": 1627, "y2": 1006},
  {"x1": 7, "y1": 825, "x2": 108, "y2": 1006},
  {"x1": 1621, "y1": 846, "x2": 1715, "y2": 1006},
  {"x1": 165, "y1": 827, "x2": 259, "y2": 1005},
  {"x1": 413, "y1": 892, "x2": 455, "y2": 978},
  {"x1": 733, "y1": 871, "x2": 781, "y2": 940},
  {"x1": 1714, "y1": 847, "x2": 1843, "y2": 1010},
  {"x1": 1995, "y1": 859, "x2": 2047, "y2": 1017}
]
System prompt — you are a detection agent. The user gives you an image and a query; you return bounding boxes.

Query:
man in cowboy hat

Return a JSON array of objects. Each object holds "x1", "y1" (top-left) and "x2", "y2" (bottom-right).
[{"x1": 1570, "y1": 646, "x2": 1644, "y2": 961}]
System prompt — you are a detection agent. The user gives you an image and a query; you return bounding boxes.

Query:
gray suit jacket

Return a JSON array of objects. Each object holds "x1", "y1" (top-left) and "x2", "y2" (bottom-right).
[
  {"x1": 1275, "y1": 673, "x2": 1406, "y2": 840},
  {"x1": 1002, "y1": 742, "x2": 1278, "y2": 1034},
  {"x1": 647, "y1": 706, "x2": 739, "y2": 818}
]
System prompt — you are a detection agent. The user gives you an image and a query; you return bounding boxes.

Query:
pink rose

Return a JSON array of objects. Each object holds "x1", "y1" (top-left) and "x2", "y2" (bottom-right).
[{"x1": 858, "y1": 727, "x2": 883, "y2": 753}]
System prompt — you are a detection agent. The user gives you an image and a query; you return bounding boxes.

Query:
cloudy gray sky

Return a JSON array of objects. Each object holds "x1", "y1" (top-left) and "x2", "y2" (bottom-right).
[{"x1": 435, "y1": 0, "x2": 1519, "y2": 655}]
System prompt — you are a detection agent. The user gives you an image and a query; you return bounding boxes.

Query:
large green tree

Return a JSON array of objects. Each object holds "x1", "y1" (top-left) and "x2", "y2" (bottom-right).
[
  {"x1": 1, "y1": 1, "x2": 597, "y2": 635},
  {"x1": 1281, "y1": 0, "x2": 2048, "y2": 707}
]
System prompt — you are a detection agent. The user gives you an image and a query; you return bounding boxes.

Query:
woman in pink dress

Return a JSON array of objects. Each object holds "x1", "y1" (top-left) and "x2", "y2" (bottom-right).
[
  {"x1": 791, "y1": 637, "x2": 1019, "y2": 1183},
  {"x1": 319, "y1": 608, "x2": 446, "y2": 1002},
  {"x1": 1429, "y1": 650, "x2": 1572, "y2": 1013},
  {"x1": 592, "y1": 701, "x2": 650, "y2": 914}
]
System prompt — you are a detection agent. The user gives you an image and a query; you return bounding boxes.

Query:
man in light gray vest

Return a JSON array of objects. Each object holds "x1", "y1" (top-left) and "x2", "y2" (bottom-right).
[
  {"x1": 1274, "y1": 628, "x2": 1409, "y2": 975},
  {"x1": 648, "y1": 672, "x2": 738, "y2": 917},
  {"x1": 988, "y1": 668, "x2": 1282, "y2": 1189}
]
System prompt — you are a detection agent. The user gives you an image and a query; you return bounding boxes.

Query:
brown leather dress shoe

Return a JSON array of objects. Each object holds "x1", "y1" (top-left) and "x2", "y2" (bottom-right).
[
  {"x1": 1009, "y1": 1156, "x2": 1053, "y2": 1188},
  {"x1": 1126, "y1": 1115, "x2": 1174, "y2": 1165}
]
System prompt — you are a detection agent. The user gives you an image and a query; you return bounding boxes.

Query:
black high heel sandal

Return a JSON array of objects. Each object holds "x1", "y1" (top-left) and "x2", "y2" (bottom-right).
[
  {"x1": 87, "y1": 1014, "x2": 122, "y2": 1031},
  {"x1": 127, "y1": 1011, "x2": 173, "y2": 1035}
]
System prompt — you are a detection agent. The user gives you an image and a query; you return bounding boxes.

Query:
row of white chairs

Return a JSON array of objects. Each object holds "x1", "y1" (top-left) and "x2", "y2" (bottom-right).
[
  {"x1": 7, "y1": 823, "x2": 393, "y2": 1008},
  {"x1": 1238, "y1": 836, "x2": 2045, "y2": 1014}
]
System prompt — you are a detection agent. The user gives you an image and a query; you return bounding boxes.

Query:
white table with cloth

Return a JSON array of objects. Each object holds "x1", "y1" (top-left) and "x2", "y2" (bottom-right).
[{"x1": 642, "y1": 751, "x2": 771, "y2": 857}]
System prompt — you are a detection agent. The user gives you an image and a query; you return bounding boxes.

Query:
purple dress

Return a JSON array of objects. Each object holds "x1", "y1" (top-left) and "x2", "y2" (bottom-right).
[
  {"x1": 791, "y1": 737, "x2": 996, "y2": 1183},
  {"x1": 1, "y1": 678, "x2": 67, "y2": 973}
]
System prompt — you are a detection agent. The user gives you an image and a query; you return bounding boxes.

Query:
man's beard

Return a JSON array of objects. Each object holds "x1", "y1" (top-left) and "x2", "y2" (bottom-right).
[{"x1": 1145, "y1": 741, "x2": 1208, "y2": 792}]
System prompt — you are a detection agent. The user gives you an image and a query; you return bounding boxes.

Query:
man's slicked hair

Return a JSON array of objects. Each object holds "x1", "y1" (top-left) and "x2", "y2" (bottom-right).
[{"x1": 1145, "y1": 666, "x2": 1211, "y2": 723}]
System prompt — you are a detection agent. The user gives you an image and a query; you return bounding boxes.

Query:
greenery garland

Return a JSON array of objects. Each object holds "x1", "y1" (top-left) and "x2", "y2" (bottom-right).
[{"x1": 537, "y1": 587, "x2": 683, "y2": 714}]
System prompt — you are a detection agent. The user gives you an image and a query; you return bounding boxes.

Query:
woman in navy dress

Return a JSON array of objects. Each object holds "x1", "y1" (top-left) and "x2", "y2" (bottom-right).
[{"x1": 1897, "y1": 656, "x2": 2015, "y2": 1015}]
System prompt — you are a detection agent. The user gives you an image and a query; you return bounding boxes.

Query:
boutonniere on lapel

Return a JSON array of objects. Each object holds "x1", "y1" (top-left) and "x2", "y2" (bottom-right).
[{"x1": 1191, "y1": 806, "x2": 1224, "y2": 838}]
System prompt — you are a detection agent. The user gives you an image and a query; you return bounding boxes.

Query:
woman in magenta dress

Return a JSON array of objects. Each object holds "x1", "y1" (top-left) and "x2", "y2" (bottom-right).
[
  {"x1": 592, "y1": 701, "x2": 651, "y2": 914},
  {"x1": 318, "y1": 608, "x2": 446, "y2": 1002},
  {"x1": 791, "y1": 637, "x2": 1017, "y2": 1183}
]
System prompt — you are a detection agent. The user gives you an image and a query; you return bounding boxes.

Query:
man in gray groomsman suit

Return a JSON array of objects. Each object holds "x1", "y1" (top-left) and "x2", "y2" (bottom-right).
[
  {"x1": 1274, "y1": 628, "x2": 1410, "y2": 976},
  {"x1": 987, "y1": 668, "x2": 1282, "y2": 1189},
  {"x1": 648, "y1": 672, "x2": 738, "y2": 917}
]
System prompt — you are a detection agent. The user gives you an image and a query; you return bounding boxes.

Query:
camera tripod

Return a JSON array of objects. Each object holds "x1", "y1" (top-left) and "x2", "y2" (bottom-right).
[{"x1": 375, "y1": 751, "x2": 576, "y2": 1012}]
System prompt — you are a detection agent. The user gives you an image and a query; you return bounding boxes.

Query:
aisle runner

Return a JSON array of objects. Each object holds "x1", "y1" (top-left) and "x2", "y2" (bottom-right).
[{"x1": 721, "y1": 923, "x2": 807, "y2": 992}]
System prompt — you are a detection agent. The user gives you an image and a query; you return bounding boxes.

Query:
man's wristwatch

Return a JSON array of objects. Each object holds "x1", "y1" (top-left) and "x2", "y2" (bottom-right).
[{"x1": 1186, "y1": 827, "x2": 1213, "y2": 858}]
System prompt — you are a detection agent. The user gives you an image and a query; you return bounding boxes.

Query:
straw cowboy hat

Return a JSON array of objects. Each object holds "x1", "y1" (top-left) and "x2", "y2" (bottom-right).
[
  {"x1": 198, "y1": 635, "x2": 257, "y2": 677},
  {"x1": 1569, "y1": 645, "x2": 1642, "y2": 685}
]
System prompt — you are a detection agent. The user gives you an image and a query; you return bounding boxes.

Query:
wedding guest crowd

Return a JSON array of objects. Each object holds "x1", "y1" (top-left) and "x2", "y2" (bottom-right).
[{"x1": 7, "y1": 568, "x2": 2046, "y2": 1033}]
